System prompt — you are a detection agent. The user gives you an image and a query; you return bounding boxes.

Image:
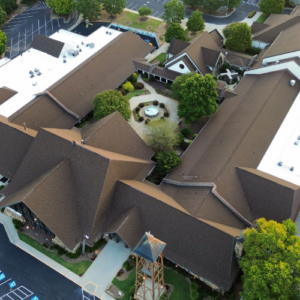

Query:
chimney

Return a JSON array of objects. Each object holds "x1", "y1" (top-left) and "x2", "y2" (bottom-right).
[{"x1": 23, "y1": 122, "x2": 26, "y2": 130}]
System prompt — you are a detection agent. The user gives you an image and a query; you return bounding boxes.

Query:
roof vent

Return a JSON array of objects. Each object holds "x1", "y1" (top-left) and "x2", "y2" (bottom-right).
[
  {"x1": 106, "y1": 31, "x2": 108, "y2": 34},
  {"x1": 63, "y1": 55, "x2": 66, "y2": 58},
  {"x1": 37, "y1": 72, "x2": 42, "y2": 76},
  {"x1": 298, "y1": 136, "x2": 300, "y2": 140},
  {"x1": 29, "y1": 70, "x2": 33, "y2": 74},
  {"x1": 86, "y1": 43, "x2": 89, "y2": 47},
  {"x1": 109, "y1": 32, "x2": 112, "y2": 35},
  {"x1": 76, "y1": 45, "x2": 79, "y2": 48},
  {"x1": 81, "y1": 42, "x2": 84, "y2": 45},
  {"x1": 290, "y1": 80, "x2": 296, "y2": 86},
  {"x1": 79, "y1": 49, "x2": 82, "y2": 52},
  {"x1": 32, "y1": 82, "x2": 37, "y2": 86},
  {"x1": 263, "y1": 62, "x2": 268, "y2": 67},
  {"x1": 290, "y1": 167, "x2": 294, "y2": 172},
  {"x1": 275, "y1": 60, "x2": 280, "y2": 64},
  {"x1": 294, "y1": 141, "x2": 299, "y2": 145},
  {"x1": 63, "y1": 59, "x2": 66, "y2": 63},
  {"x1": 89, "y1": 43, "x2": 95, "y2": 49},
  {"x1": 30, "y1": 74, "x2": 34, "y2": 78},
  {"x1": 278, "y1": 162, "x2": 283, "y2": 166},
  {"x1": 68, "y1": 49, "x2": 79, "y2": 57},
  {"x1": 34, "y1": 68, "x2": 39, "y2": 72}
]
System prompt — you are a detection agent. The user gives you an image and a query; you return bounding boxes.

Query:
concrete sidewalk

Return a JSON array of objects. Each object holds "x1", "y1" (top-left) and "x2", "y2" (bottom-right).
[{"x1": 0, "y1": 212, "x2": 129, "y2": 300}]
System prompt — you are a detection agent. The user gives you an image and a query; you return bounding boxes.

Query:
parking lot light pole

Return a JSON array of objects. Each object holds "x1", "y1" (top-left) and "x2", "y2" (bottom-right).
[{"x1": 82, "y1": 235, "x2": 89, "y2": 254}]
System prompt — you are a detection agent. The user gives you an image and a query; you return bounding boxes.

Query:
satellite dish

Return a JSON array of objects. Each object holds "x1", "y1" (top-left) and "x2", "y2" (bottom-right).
[{"x1": 89, "y1": 43, "x2": 95, "y2": 49}]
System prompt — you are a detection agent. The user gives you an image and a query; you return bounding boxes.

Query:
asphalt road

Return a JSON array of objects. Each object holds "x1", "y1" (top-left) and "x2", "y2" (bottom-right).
[
  {"x1": 0, "y1": 225, "x2": 97, "y2": 300},
  {"x1": 0, "y1": 0, "x2": 78, "y2": 58}
]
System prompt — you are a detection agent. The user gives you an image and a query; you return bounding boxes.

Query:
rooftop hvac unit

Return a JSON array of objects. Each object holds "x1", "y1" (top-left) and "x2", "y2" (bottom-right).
[
  {"x1": 37, "y1": 72, "x2": 42, "y2": 76},
  {"x1": 290, "y1": 79, "x2": 296, "y2": 86},
  {"x1": 81, "y1": 42, "x2": 84, "y2": 45},
  {"x1": 68, "y1": 49, "x2": 79, "y2": 57},
  {"x1": 32, "y1": 82, "x2": 37, "y2": 86},
  {"x1": 278, "y1": 161, "x2": 283, "y2": 166},
  {"x1": 63, "y1": 59, "x2": 66, "y2": 63},
  {"x1": 89, "y1": 43, "x2": 95, "y2": 49},
  {"x1": 29, "y1": 70, "x2": 33, "y2": 74},
  {"x1": 275, "y1": 60, "x2": 280, "y2": 64},
  {"x1": 262, "y1": 62, "x2": 268, "y2": 67},
  {"x1": 34, "y1": 68, "x2": 39, "y2": 72},
  {"x1": 30, "y1": 74, "x2": 34, "y2": 78},
  {"x1": 290, "y1": 167, "x2": 294, "y2": 172}
]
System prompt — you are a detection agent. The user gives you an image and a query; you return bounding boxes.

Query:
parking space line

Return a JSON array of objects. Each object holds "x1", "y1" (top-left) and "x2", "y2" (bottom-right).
[
  {"x1": 131, "y1": 4, "x2": 138, "y2": 9},
  {"x1": 152, "y1": 10, "x2": 159, "y2": 16},
  {"x1": 0, "y1": 278, "x2": 12, "y2": 286},
  {"x1": 0, "y1": 286, "x2": 34, "y2": 300},
  {"x1": 126, "y1": 2, "x2": 133, "y2": 8},
  {"x1": 162, "y1": 0, "x2": 168, "y2": 3},
  {"x1": 158, "y1": 12, "x2": 164, "y2": 17}
]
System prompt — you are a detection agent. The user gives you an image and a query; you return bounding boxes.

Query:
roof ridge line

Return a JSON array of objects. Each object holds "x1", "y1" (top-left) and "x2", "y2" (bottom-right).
[
  {"x1": 116, "y1": 206, "x2": 137, "y2": 232},
  {"x1": 46, "y1": 91, "x2": 80, "y2": 120},
  {"x1": 162, "y1": 179, "x2": 252, "y2": 227}
]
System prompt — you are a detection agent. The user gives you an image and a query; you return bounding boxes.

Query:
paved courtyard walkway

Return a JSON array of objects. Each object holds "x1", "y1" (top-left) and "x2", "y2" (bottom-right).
[{"x1": 0, "y1": 212, "x2": 130, "y2": 300}]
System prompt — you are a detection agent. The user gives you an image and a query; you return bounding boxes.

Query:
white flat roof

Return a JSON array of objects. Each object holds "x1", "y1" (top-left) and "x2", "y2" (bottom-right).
[
  {"x1": 258, "y1": 91, "x2": 300, "y2": 186},
  {"x1": 0, "y1": 27, "x2": 122, "y2": 117}
]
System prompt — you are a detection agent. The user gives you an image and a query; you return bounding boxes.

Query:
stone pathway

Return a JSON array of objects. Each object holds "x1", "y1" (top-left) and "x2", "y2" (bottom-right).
[{"x1": 146, "y1": 43, "x2": 169, "y2": 62}]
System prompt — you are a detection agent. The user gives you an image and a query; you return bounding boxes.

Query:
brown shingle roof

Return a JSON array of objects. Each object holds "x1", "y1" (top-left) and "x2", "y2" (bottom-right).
[
  {"x1": 0, "y1": 87, "x2": 17, "y2": 105},
  {"x1": 150, "y1": 66, "x2": 181, "y2": 81},
  {"x1": 222, "y1": 49, "x2": 252, "y2": 68},
  {"x1": 47, "y1": 32, "x2": 153, "y2": 118},
  {"x1": 0, "y1": 116, "x2": 36, "y2": 179},
  {"x1": 209, "y1": 29, "x2": 223, "y2": 47},
  {"x1": 133, "y1": 60, "x2": 151, "y2": 72},
  {"x1": 166, "y1": 32, "x2": 220, "y2": 75},
  {"x1": 202, "y1": 47, "x2": 220, "y2": 67},
  {"x1": 9, "y1": 94, "x2": 78, "y2": 130},
  {"x1": 31, "y1": 34, "x2": 65, "y2": 58},
  {"x1": 251, "y1": 22, "x2": 269, "y2": 35},
  {"x1": 165, "y1": 55, "x2": 197, "y2": 72},
  {"x1": 166, "y1": 70, "x2": 300, "y2": 223},
  {"x1": 168, "y1": 38, "x2": 190, "y2": 56}
]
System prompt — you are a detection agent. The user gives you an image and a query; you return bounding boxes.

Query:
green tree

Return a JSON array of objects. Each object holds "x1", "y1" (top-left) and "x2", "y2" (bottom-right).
[
  {"x1": 240, "y1": 218, "x2": 300, "y2": 300},
  {"x1": 201, "y1": 0, "x2": 222, "y2": 12},
  {"x1": 178, "y1": 74, "x2": 218, "y2": 123},
  {"x1": 165, "y1": 23, "x2": 186, "y2": 43},
  {"x1": 138, "y1": 6, "x2": 152, "y2": 19},
  {"x1": 228, "y1": 0, "x2": 242, "y2": 9},
  {"x1": 172, "y1": 72, "x2": 197, "y2": 101},
  {"x1": 0, "y1": 29, "x2": 7, "y2": 55},
  {"x1": 182, "y1": 0, "x2": 201, "y2": 9},
  {"x1": 76, "y1": 0, "x2": 101, "y2": 21},
  {"x1": 47, "y1": 0, "x2": 75, "y2": 15},
  {"x1": 0, "y1": 5, "x2": 7, "y2": 25},
  {"x1": 260, "y1": 0, "x2": 284, "y2": 15},
  {"x1": 102, "y1": 0, "x2": 126, "y2": 16},
  {"x1": 162, "y1": 0, "x2": 185, "y2": 24},
  {"x1": 145, "y1": 119, "x2": 180, "y2": 152},
  {"x1": 93, "y1": 90, "x2": 131, "y2": 121},
  {"x1": 223, "y1": 22, "x2": 252, "y2": 53},
  {"x1": 186, "y1": 10, "x2": 205, "y2": 33},
  {"x1": 155, "y1": 151, "x2": 182, "y2": 177},
  {"x1": 0, "y1": 0, "x2": 17, "y2": 14}
]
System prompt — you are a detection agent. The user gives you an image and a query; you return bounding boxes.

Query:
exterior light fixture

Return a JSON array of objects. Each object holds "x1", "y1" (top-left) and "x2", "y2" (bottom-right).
[{"x1": 26, "y1": 226, "x2": 29, "y2": 229}]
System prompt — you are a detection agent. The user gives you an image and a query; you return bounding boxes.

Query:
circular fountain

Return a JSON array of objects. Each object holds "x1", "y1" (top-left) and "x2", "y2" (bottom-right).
[{"x1": 144, "y1": 106, "x2": 159, "y2": 117}]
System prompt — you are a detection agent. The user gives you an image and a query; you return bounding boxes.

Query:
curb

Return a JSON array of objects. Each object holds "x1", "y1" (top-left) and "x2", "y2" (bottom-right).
[{"x1": 185, "y1": 7, "x2": 236, "y2": 18}]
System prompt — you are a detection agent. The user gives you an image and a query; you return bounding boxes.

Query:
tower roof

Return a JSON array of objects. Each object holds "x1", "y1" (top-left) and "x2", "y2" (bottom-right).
[{"x1": 133, "y1": 232, "x2": 166, "y2": 263}]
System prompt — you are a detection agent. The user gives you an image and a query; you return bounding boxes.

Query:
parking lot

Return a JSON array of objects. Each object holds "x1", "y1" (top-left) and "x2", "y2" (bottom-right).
[
  {"x1": 0, "y1": 1, "x2": 78, "y2": 58},
  {"x1": 126, "y1": 0, "x2": 171, "y2": 18},
  {"x1": 0, "y1": 224, "x2": 96, "y2": 300}
]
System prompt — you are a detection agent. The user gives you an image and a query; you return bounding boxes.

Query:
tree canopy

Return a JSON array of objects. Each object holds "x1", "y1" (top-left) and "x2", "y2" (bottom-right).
[
  {"x1": 145, "y1": 119, "x2": 180, "y2": 152},
  {"x1": 162, "y1": 0, "x2": 185, "y2": 24},
  {"x1": 223, "y1": 22, "x2": 252, "y2": 53},
  {"x1": 165, "y1": 23, "x2": 186, "y2": 43},
  {"x1": 76, "y1": 0, "x2": 101, "y2": 21},
  {"x1": 138, "y1": 6, "x2": 152, "y2": 19},
  {"x1": 47, "y1": 0, "x2": 75, "y2": 15},
  {"x1": 177, "y1": 74, "x2": 218, "y2": 123},
  {"x1": 240, "y1": 218, "x2": 300, "y2": 300},
  {"x1": 0, "y1": 0, "x2": 17, "y2": 14},
  {"x1": 93, "y1": 90, "x2": 131, "y2": 121},
  {"x1": 260, "y1": 0, "x2": 284, "y2": 15},
  {"x1": 202, "y1": 0, "x2": 222, "y2": 12},
  {"x1": 228, "y1": 0, "x2": 242, "y2": 9},
  {"x1": 155, "y1": 151, "x2": 182, "y2": 176},
  {"x1": 0, "y1": 5, "x2": 7, "y2": 26},
  {"x1": 186, "y1": 10, "x2": 205, "y2": 33},
  {"x1": 0, "y1": 29, "x2": 7, "y2": 55},
  {"x1": 102, "y1": 0, "x2": 126, "y2": 16},
  {"x1": 171, "y1": 72, "x2": 197, "y2": 101}
]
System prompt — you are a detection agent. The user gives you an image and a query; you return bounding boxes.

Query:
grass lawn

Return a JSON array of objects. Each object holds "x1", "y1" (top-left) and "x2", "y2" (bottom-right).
[
  {"x1": 18, "y1": 233, "x2": 92, "y2": 275},
  {"x1": 127, "y1": 89, "x2": 149, "y2": 100},
  {"x1": 112, "y1": 268, "x2": 190, "y2": 300},
  {"x1": 113, "y1": 269, "x2": 136, "y2": 300},
  {"x1": 256, "y1": 14, "x2": 268, "y2": 23},
  {"x1": 150, "y1": 53, "x2": 167, "y2": 65},
  {"x1": 116, "y1": 11, "x2": 163, "y2": 33},
  {"x1": 165, "y1": 268, "x2": 190, "y2": 300}
]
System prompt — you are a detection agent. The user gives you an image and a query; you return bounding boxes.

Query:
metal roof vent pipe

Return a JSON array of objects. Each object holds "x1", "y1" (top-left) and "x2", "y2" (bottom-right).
[
  {"x1": 23, "y1": 122, "x2": 26, "y2": 130},
  {"x1": 290, "y1": 80, "x2": 296, "y2": 86}
]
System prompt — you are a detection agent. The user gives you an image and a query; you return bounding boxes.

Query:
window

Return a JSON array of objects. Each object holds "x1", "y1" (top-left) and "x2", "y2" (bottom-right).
[{"x1": 179, "y1": 63, "x2": 185, "y2": 69}]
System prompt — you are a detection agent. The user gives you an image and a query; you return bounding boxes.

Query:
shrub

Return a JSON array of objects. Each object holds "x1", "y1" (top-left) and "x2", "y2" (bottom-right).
[
  {"x1": 136, "y1": 107, "x2": 140, "y2": 112},
  {"x1": 181, "y1": 127, "x2": 191, "y2": 137},
  {"x1": 178, "y1": 133, "x2": 185, "y2": 144},
  {"x1": 134, "y1": 82, "x2": 144, "y2": 89},
  {"x1": 153, "y1": 100, "x2": 159, "y2": 106},
  {"x1": 139, "y1": 103, "x2": 145, "y2": 108},
  {"x1": 290, "y1": 1, "x2": 296, "y2": 6},
  {"x1": 190, "y1": 282, "x2": 198, "y2": 291},
  {"x1": 247, "y1": 11, "x2": 256, "y2": 18},
  {"x1": 13, "y1": 219, "x2": 23, "y2": 230},
  {"x1": 160, "y1": 103, "x2": 165, "y2": 108},
  {"x1": 247, "y1": 46, "x2": 262, "y2": 55},
  {"x1": 139, "y1": 116, "x2": 144, "y2": 122},
  {"x1": 149, "y1": 74, "x2": 155, "y2": 81},
  {"x1": 122, "y1": 81, "x2": 134, "y2": 93},
  {"x1": 118, "y1": 88, "x2": 126, "y2": 95},
  {"x1": 57, "y1": 247, "x2": 67, "y2": 256},
  {"x1": 164, "y1": 112, "x2": 169, "y2": 117},
  {"x1": 145, "y1": 119, "x2": 151, "y2": 124},
  {"x1": 190, "y1": 289, "x2": 199, "y2": 300},
  {"x1": 155, "y1": 151, "x2": 182, "y2": 177},
  {"x1": 129, "y1": 285, "x2": 135, "y2": 297},
  {"x1": 43, "y1": 243, "x2": 49, "y2": 248},
  {"x1": 123, "y1": 261, "x2": 131, "y2": 271},
  {"x1": 141, "y1": 73, "x2": 148, "y2": 79},
  {"x1": 221, "y1": 62, "x2": 231, "y2": 73},
  {"x1": 215, "y1": 294, "x2": 221, "y2": 300},
  {"x1": 165, "y1": 83, "x2": 172, "y2": 90},
  {"x1": 131, "y1": 72, "x2": 138, "y2": 83},
  {"x1": 193, "y1": 134, "x2": 198, "y2": 140},
  {"x1": 1, "y1": 207, "x2": 4, "y2": 213}
]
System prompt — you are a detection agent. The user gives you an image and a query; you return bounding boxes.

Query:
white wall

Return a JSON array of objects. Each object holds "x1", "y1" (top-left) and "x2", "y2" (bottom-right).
[
  {"x1": 263, "y1": 50, "x2": 300, "y2": 64},
  {"x1": 168, "y1": 59, "x2": 192, "y2": 74},
  {"x1": 252, "y1": 40, "x2": 269, "y2": 49}
]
